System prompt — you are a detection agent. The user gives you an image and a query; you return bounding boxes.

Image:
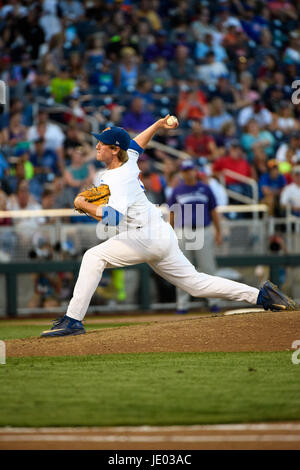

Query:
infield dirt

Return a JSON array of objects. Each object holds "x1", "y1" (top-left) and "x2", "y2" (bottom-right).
[{"x1": 6, "y1": 310, "x2": 300, "y2": 357}]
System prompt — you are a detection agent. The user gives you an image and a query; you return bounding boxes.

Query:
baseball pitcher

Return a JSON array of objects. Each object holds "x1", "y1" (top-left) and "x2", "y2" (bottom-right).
[{"x1": 41, "y1": 116, "x2": 297, "y2": 337}]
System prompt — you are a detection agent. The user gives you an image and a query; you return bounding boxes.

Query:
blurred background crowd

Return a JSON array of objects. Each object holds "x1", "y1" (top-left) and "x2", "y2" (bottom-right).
[{"x1": 1, "y1": 0, "x2": 300, "y2": 310}]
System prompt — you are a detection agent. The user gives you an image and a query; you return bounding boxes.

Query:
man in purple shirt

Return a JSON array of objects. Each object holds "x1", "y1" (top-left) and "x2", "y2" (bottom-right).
[
  {"x1": 168, "y1": 160, "x2": 222, "y2": 313},
  {"x1": 121, "y1": 97, "x2": 155, "y2": 133},
  {"x1": 144, "y1": 30, "x2": 174, "y2": 63}
]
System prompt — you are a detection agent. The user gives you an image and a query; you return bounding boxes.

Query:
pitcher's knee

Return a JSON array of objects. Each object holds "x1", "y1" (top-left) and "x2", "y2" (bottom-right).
[
  {"x1": 185, "y1": 286, "x2": 200, "y2": 297},
  {"x1": 82, "y1": 247, "x2": 106, "y2": 268}
]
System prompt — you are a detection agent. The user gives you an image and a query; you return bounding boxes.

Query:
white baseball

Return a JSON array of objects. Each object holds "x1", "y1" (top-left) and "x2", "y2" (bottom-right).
[{"x1": 167, "y1": 115, "x2": 178, "y2": 126}]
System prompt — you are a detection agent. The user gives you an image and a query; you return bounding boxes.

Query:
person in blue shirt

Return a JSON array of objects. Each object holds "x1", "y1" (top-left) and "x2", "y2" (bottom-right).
[
  {"x1": 29, "y1": 137, "x2": 60, "y2": 200},
  {"x1": 168, "y1": 159, "x2": 222, "y2": 314},
  {"x1": 30, "y1": 137, "x2": 60, "y2": 181},
  {"x1": 259, "y1": 159, "x2": 286, "y2": 216},
  {"x1": 0, "y1": 152, "x2": 9, "y2": 181}
]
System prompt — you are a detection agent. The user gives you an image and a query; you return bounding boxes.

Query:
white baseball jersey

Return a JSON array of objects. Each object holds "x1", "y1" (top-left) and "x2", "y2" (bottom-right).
[{"x1": 94, "y1": 141, "x2": 163, "y2": 232}]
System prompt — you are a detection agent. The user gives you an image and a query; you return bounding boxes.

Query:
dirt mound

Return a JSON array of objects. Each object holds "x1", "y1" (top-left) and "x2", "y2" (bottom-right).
[{"x1": 6, "y1": 311, "x2": 300, "y2": 357}]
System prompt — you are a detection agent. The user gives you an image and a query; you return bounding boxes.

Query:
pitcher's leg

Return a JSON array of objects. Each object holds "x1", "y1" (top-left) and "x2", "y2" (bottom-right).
[
  {"x1": 66, "y1": 233, "x2": 156, "y2": 321},
  {"x1": 150, "y1": 246, "x2": 259, "y2": 305},
  {"x1": 67, "y1": 247, "x2": 108, "y2": 321}
]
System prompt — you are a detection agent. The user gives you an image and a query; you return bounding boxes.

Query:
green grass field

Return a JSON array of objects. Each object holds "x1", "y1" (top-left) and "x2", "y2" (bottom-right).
[{"x1": 0, "y1": 322, "x2": 299, "y2": 427}]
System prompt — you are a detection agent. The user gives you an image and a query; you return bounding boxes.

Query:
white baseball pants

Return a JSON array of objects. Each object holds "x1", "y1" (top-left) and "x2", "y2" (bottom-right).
[{"x1": 66, "y1": 220, "x2": 259, "y2": 321}]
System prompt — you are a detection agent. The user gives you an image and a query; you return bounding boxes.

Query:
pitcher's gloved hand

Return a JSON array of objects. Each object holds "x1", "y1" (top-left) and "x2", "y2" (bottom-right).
[{"x1": 74, "y1": 184, "x2": 110, "y2": 215}]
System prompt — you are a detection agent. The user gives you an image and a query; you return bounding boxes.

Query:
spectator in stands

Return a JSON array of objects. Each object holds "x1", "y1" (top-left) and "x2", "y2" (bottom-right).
[
  {"x1": 213, "y1": 140, "x2": 253, "y2": 198},
  {"x1": 30, "y1": 137, "x2": 60, "y2": 178},
  {"x1": 89, "y1": 59, "x2": 115, "y2": 93},
  {"x1": 115, "y1": 47, "x2": 139, "y2": 92},
  {"x1": 29, "y1": 137, "x2": 60, "y2": 199},
  {"x1": 184, "y1": 119, "x2": 218, "y2": 162},
  {"x1": 191, "y1": 6, "x2": 216, "y2": 41},
  {"x1": 0, "y1": 98, "x2": 32, "y2": 130},
  {"x1": 64, "y1": 124, "x2": 85, "y2": 156},
  {"x1": 276, "y1": 132, "x2": 300, "y2": 166},
  {"x1": 214, "y1": 120, "x2": 238, "y2": 151},
  {"x1": 144, "y1": 30, "x2": 174, "y2": 63},
  {"x1": 198, "y1": 167, "x2": 229, "y2": 207},
  {"x1": 85, "y1": 34, "x2": 105, "y2": 68},
  {"x1": 197, "y1": 51, "x2": 229, "y2": 87},
  {"x1": 7, "y1": 148, "x2": 35, "y2": 195},
  {"x1": 133, "y1": 20, "x2": 154, "y2": 55},
  {"x1": 202, "y1": 97, "x2": 233, "y2": 135},
  {"x1": 41, "y1": 187, "x2": 55, "y2": 211},
  {"x1": 147, "y1": 57, "x2": 173, "y2": 89},
  {"x1": 271, "y1": 101, "x2": 300, "y2": 136},
  {"x1": 262, "y1": 71, "x2": 291, "y2": 110},
  {"x1": 27, "y1": 109, "x2": 65, "y2": 168},
  {"x1": 252, "y1": 147, "x2": 269, "y2": 181},
  {"x1": 69, "y1": 51, "x2": 85, "y2": 79},
  {"x1": 210, "y1": 76, "x2": 236, "y2": 112},
  {"x1": 0, "y1": 190, "x2": 11, "y2": 226},
  {"x1": 232, "y1": 72, "x2": 259, "y2": 110},
  {"x1": 259, "y1": 159, "x2": 286, "y2": 216},
  {"x1": 238, "y1": 99, "x2": 273, "y2": 128},
  {"x1": 106, "y1": 25, "x2": 138, "y2": 61},
  {"x1": 7, "y1": 180, "x2": 43, "y2": 235},
  {"x1": 137, "y1": 0, "x2": 162, "y2": 31},
  {"x1": 50, "y1": 65, "x2": 76, "y2": 104},
  {"x1": 121, "y1": 97, "x2": 155, "y2": 133},
  {"x1": 138, "y1": 154, "x2": 165, "y2": 205},
  {"x1": 195, "y1": 32, "x2": 228, "y2": 64},
  {"x1": 283, "y1": 32, "x2": 300, "y2": 64},
  {"x1": 132, "y1": 79, "x2": 154, "y2": 110},
  {"x1": 39, "y1": 1, "x2": 62, "y2": 41},
  {"x1": 168, "y1": 44, "x2": 196, "y2": 82},
  {"x1": 257, "y1": 55, "x2": 278, "y2": 88},
  {"x1": 60, "y1": 0, "x2": 84, "y2": 21},
  {"x1": 0, "y1": 111, "x2": 28, "y2": 149},
  {"x1": 253, "y1": 29, "x2": 279, "y2": 66},
  {"x1": 53, "y1": 175, "x2": 74, "y2": 209},
  {"x1": 0, "y1": 150, "x2": 9, "y2": 189},
  {"x1": 280, "y1": 165, "x2": 300, "y2": 217},
  {"x1": 64, "y1": 146, "x2": 95, "y2": 198},
  {"x1": 223, "y1": 26, "x2": 250, "y2": 66},
  {"x1": 176, "y1": 79, "x2": 207, "y2": 121},
  {"x1": 241, "y1": 119, "x2": 275, "y2": 164},
  {"x1": 18, "y1": 6, "x2": 45, "y2": 60}
]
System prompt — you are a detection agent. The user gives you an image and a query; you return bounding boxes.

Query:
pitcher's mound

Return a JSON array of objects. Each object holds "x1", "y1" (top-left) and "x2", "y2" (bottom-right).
[{"x1": 6, "y1": 311, "x2": 300, "y2": 357}]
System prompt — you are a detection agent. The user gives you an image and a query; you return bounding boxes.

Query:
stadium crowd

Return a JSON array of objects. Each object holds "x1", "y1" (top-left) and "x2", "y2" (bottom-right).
[{"x1": 1, "y1": 0, "x2": 300, "y2": 306}]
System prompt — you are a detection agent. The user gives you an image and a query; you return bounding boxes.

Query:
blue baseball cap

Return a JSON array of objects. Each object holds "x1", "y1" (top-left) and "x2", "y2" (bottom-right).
[
  {"x1": 180, "y1": 160, "x2": 196, "y2": 171},
  {"x1": 91, "y1": 126, "x2": 131, "y2": 151}
]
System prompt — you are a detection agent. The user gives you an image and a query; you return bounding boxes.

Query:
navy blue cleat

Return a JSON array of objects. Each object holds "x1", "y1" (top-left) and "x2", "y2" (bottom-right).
[
  {"x1": 257, "y1": 280, "x2": 298, "y2": 312},
  {"x1": 41, "y1": 315, "x2": 86, "y2": 337}
]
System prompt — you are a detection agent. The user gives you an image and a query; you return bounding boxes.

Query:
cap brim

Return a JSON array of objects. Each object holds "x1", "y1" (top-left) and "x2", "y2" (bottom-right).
[{"x1": 91, "y1": 132, "x2": 103, "y2": 141}]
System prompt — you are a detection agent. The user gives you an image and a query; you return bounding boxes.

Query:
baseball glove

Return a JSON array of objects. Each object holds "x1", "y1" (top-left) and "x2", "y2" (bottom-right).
[{"x1": 74, "y1": 184, "x2": 110, "y2": 215}]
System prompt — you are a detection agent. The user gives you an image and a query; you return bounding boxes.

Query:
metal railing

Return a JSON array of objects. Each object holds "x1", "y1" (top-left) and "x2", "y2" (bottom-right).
[{"x1": 219, "y1": 169, "x2": 259, "y2": 205}]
